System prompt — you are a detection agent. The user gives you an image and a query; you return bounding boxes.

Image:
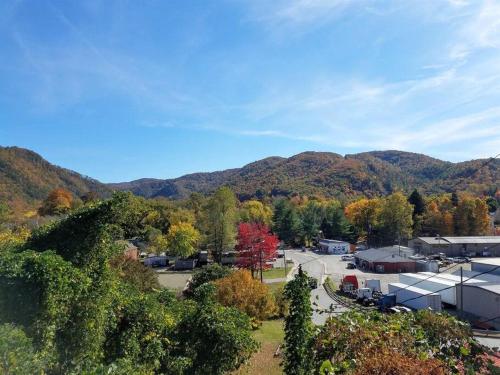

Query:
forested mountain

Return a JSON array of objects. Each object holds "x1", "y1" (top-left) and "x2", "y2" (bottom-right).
[
  {"x1": 111, "y1": 150, "x2": 499, "y2": 200},
  {"x1": 1, "y1": 146, "x2": 497, "y2": 208},
  {"x1": 0, "y1": 146, "x2": 111, "y2": 209}
]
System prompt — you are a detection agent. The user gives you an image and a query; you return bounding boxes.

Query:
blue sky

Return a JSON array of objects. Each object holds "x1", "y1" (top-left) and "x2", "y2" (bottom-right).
[{"x1": 1, "y1": 0, "x2": 500, "y2": 182}]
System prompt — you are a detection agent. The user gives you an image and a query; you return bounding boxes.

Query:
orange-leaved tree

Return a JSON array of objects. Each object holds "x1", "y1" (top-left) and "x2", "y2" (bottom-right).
[
  {"x1": 38, "y1": 188, "x2": 74, "y2": 216},
  {"x1": 214, "y1": 269, "x2": 276, "y2": 321}
]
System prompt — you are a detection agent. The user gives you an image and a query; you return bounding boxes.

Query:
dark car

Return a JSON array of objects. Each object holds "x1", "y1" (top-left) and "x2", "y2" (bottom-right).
[
  {"x1": 308, "y1": 277, "x2": 318, "y2": 290},
  {"x1": 346, "y1": 262, "x2": 356, "y2": 269}
]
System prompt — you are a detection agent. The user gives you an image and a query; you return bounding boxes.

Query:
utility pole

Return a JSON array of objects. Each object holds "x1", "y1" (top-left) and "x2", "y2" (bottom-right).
[
  {"x1": 260, "y1": 246, "x2": 263, "y2": 283},
  {"x1": 460, "y1": 266, "x2": 464, "y2": 318}
]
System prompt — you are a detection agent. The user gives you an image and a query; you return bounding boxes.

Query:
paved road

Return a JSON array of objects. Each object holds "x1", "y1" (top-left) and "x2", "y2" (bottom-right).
[{"x1": 286, "y1": 250, "x2": 349, "y2": 325}]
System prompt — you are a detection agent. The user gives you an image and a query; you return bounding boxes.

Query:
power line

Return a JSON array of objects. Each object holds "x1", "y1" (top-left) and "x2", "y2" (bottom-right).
[{"x1": 397, "y1": 264, "x2": 500, "y2": 306}]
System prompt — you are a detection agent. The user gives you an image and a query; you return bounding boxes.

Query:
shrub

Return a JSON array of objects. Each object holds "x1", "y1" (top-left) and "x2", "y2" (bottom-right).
[
  {"x1": 0, "y1": 323, "x2": 46, "y2": 375},
  {"x1": 185, "y1": 263, "x2": 232, "y2": 297},
  {"x1": 214, "y1": 269, "x2": 276, "y2": 321}
]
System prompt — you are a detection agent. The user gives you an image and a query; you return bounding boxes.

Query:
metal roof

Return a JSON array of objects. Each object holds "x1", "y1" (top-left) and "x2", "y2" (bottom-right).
[
  {"x1": 416, "y1": 236, "x2": 500, "y2": 245},
  {"x1": 319, "y1": 239, "x2": 349, "y2": 244},
  {"x1": 472, "y1": 258, "x2": 500, "y2": 266},
  {"x1": 463, "y1": 282, "x2": 500, "y2": 295},
  {"x1": 355, "y1": 246, "x2": 414, "y2": 263}
]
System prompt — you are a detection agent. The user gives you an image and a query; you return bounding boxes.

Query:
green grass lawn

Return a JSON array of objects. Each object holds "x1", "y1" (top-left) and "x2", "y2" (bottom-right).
[
  {"x1": 267, "y1": 281, "x2": 286, "y2": 293},
  {"x1": 233, "y1": 319, "x2": 284, "y2": 375},
  {"x1": 262, "y1": 267, "x2": 290, "y2": 279}
]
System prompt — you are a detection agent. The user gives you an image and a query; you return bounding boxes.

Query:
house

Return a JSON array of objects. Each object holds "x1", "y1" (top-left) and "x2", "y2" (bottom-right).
[
  {"x1": 318, "y1": 239, "x2": 350, "y2": 254},
  {"x1": 408, "y1": 236, "x2": 500, "y2": 257},
  {"x1": 354, "y1": 246, "x2": 416, "y2": 273}
]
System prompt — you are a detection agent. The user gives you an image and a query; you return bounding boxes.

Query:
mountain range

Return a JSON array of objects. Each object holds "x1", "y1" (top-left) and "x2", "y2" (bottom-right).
[{"x1": 1, "y1": 146, "x2": 498, "y2": 209}]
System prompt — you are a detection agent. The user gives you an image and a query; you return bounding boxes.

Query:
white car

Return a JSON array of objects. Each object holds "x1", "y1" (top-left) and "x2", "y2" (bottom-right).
[{"x1": 341, "y1": 255, "x2": 354, "y2": 261}]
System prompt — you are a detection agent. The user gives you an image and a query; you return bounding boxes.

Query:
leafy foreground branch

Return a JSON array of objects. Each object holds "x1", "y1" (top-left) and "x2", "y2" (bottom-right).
[
  {"x1": 0, "y1": 193, "x2": 257, "y2": 375},
  {"x1": 283, "y1": 270, "x2": 498, "y2": 375}
]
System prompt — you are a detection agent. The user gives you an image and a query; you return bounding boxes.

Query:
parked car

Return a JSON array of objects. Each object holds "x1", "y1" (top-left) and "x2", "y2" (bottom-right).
[
  {"x1": 308, "y1": 277, "x2": 318, "y2": 290},
  {"x1": 346, "y1": 262, "x2": 356, "y2": 269},
  {"x1": 341, "y1": 255, "x2": 354, "y2": 261}
]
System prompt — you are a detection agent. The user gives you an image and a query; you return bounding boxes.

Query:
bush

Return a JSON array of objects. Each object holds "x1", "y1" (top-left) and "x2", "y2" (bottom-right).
[
  {"x1": 0, "y1": 323, "x2": 46, "y2": 375},
  {"x1": 110, "y1": 255, "x2": 160, "y2": 292},
  {"x1": 313, "y1": 310, "x2": 493, "y2": 374},
  {"x1": 185, "y1": 263, "x2": 232, "y2": 297},
  {"x1": 272, "y1": 284, "x2": 289, "y2": 318},
  {"x1": 175, "y1": 285, "x2": 258, "y2": 375},
  {"x1": 214, "y1": 269, "x2": 276, "y2": 321}
]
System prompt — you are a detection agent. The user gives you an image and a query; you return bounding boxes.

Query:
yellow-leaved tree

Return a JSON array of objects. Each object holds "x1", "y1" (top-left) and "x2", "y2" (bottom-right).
[
  {"x1": 214, "y1": 269, "x2": 276, "y2": 321},
  {"x1": 166, "y1": 222, "x2": 200, "y2": 258}
]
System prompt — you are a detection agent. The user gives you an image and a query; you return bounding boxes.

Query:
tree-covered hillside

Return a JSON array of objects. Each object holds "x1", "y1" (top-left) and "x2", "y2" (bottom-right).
[
  {"x1": 111, "y1": 151, "x2": 499, "y2": 200},
  {"x1": 0, "y1": 146, "x2": 111, "y2": 209}
]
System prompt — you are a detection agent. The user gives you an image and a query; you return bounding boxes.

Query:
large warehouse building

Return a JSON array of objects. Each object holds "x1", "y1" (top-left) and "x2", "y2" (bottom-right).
[
  {"x1": 456, "y1": 282, "x2": 500, "y2": 330},
  {"x1": 354, "y1": 246, "x2": 416, "y2": 273},
  {"x1": 408, "y1": 236, "x2": 500, "y2": 257}
]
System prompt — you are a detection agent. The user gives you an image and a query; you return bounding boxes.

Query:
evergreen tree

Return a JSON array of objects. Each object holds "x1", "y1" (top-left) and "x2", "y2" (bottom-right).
[
  {"x1": 408, "y1": 189, "x2": 425, "y2": 216},
  {"x1": 451, "y1": 192, "x2": 459, "y2": 207},
  {"x1": 273, "y1": 199, "x2": 301, "y2": 245},
  {"x1": 283, "y1": 266, "x2": 314, "y2": 375}
]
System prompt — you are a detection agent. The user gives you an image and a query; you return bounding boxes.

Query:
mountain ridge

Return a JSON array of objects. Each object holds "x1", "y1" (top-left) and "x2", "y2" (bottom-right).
[
  {"x1": 1, "y1": 146, "x2": 498, "y2": 208},
  {"x1": 109, "y1": 150, "x2": 499, "y2": 200}
]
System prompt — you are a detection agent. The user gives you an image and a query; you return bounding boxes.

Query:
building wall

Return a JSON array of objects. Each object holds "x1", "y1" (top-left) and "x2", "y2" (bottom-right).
[
  {"x1": 359, "y1": 260, "x2": 416, "y2": 273},
  {"x1": 409, "y1": 239, "x2": 500, "y2": 257},
  {"x1": 373, "y1": 261, "x2": 416, "y2": 273},
  {"x1": 471, "y1": 262, "x2": 500, "y2": 276},
  {"x1": 456, "y1": 285, "x2": 500, "y2": 330}
]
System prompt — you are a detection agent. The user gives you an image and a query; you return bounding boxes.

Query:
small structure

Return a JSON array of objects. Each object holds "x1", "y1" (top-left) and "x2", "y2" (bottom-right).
[
  {"x1": 354, "y1": 246, "x2": 416, "y2": 273},
  {"x1": 175, "y1": 258, "x2": 197, "y2": 270},
  {"x1": 409, "y1": 236, "x2": 500, "y2": 257},
  {"x1": 318, "y1": 239, "x2": 350, "y2": 254},
  {"x1": 144, "y1": 255, "x2": 169, "y2": 267},
  {"x1": 388, "y1": 282, "x2": 442, "y2": 311}
]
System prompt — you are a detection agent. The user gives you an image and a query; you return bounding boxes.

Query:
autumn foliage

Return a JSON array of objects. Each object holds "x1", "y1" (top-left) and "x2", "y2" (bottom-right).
[
  {"x1": 214, "y1": 269, "x2": 276, "y2": 321},
  {"x1": 236, "y1": 223, "x2": 279, "y2": 277},
  {"x1": 38, "y1": 188, "x2": 74, "y2": 216}
]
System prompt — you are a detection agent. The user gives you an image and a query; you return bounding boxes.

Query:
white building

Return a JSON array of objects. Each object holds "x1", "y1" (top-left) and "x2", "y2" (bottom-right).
[
  {"x1": 471, "y1": 258, "x2": 500, "y2": 276},
  {"x1": 318, "y1": 239, "x2": 350, "y2": 254}
]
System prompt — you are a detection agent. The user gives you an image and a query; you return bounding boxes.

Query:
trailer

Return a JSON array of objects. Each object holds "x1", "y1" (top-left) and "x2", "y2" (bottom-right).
[
  {"x1": 399, "y1": 273, "x2": 456, "y2": 305},
  {"x1": 388, "y1": 282, "x2": 442, "y2": 311},
  {"x1": 365, "y1": 279, "x2": 381, "y2": 293}
]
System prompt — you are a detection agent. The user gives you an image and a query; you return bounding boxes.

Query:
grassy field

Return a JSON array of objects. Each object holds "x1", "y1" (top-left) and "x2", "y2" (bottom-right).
[
  {"x1": 262, "y1": 267, "x2": 289, "y2": 279},
  {"x1": 233, "y1": 319, "x2": 284, "y2": 375}
]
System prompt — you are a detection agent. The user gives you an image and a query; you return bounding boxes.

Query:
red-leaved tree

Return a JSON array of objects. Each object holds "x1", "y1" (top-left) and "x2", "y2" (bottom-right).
[{"x1": 236, "y1": 222, "x2": 279, "y2": 280}]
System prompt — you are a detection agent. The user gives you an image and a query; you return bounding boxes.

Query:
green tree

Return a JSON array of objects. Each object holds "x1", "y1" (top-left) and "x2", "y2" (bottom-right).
[
  {"x1": 300, "y1": 200, "x2": 323, "y2": 246},
  {"x1": 176, "y1": 284, "x2": 258, "y2": 375},
  {"x1": 166, "y1": 222, "x2": 200, "y2": 258},
  {"x1": 0, "y1": 202, "x2": 11, "y2": 227},
  {"x1": 320, "y1": 202, "x2": 357, "y2": 243},
  {"x1": 408, "y1": 189, "x2": 425, "y2": 216},
  {"x1": 185, "y1": 264, "x2": 232, "y2": 297},
  {"x1": 377, "y1": 192, "x2": 413, "y2": 246},
  {"x1": 239, "y1": 200, "x2": 273, "y2": 226},
  {"x1": 204, "y1": 187, "x2": 237, "y2": 263},
  {"x1": 283, "y1": 267, "x2": 314, "y2": 375},
  {"x1": 0, "y1": 323, "x2": 46, "y2": 375},
  {"x1": 273, "y1": 199, "x2": 301, "y2": 245}
]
